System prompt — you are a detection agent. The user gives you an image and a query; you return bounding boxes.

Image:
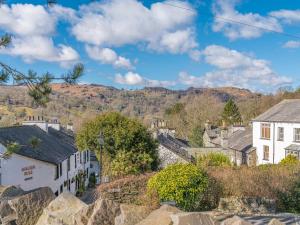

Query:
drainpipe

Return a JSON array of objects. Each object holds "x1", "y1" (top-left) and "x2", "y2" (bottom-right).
[{"x1": 273, "y1": 123, "x2": 275, "y2": 164}]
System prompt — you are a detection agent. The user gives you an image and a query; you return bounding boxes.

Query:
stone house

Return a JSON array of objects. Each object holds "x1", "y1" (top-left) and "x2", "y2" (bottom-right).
[
  {"x1": 202, "y1": 121, "x2": 253, "y2": 165},
  {"x1": 0, "y1": 117, "x2": 90, "y2": 196}
]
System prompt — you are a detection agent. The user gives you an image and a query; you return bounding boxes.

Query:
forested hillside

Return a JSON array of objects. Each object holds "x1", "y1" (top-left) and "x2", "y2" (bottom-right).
[{"x1": 0, "y1": 84, "x2": 298, "y2": 140}]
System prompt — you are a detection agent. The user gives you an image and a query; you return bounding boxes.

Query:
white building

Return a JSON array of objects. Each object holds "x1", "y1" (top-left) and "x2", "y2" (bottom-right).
[
  {"x1": 253, "y1": 99, "x2": 300, "y2": 165},
  {"x1": 0, "y1": 118, "x2": 90, "y2": 196}
]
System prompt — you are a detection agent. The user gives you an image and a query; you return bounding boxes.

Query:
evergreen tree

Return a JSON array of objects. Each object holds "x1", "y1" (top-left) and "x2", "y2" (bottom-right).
[{"x1": 221, "y1": 99, "x2": 242, "y2": 125}]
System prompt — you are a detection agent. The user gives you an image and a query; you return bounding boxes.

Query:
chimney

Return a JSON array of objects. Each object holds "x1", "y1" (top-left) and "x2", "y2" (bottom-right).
[
  {"x1": 220, "y1": 128, "x2": 229, "y2": 148},
  {"x1": 204, "y1": 120, "x2": 211, "y2": 130},
  {"x1": 67, "y1": 123, "x2": 74, "y2": 132}
]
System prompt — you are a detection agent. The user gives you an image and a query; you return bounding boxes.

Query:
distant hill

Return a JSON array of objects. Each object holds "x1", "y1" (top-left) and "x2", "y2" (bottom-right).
[{"x1": 0, "y1": 83, "x2": 262, "y2": 131}]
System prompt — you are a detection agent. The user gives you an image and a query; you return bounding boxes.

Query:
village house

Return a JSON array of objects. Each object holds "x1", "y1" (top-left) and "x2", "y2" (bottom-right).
[
  {"x1": 202, "y1": 121, "x2": 253, "y2": 165},
  {"x1": 252, "y1": 99, "x2": 300, "y2": 165},
  {"x1": 0, "y1": 116, "x2": 90, "y2": 196},
  {"x1": 151, "y1": 119, "x2": 194, "y2": 168}
]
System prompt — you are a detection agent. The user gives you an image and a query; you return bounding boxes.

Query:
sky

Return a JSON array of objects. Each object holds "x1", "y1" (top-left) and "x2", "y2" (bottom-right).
[{"x1": 0, "y1": 0, "x2": 300, "y2": 93}]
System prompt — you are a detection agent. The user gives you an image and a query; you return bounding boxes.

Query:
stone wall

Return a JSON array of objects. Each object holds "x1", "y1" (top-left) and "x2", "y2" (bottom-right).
[
  {"x1": 218, "y1": 197, "x2": 276, "y2": 215},
  {"x1": 97, "y1": 173, "x2": 155, "y2": 205},
  {"x1": 158, "y1": 145, "x2": 188, "y2": 168}
]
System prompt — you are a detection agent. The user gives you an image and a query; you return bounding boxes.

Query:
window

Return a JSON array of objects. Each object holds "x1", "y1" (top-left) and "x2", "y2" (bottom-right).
[
  {"x1": 55, "y1": 165, "x2": 59, "y2": 180},
  {"x1": 294, "y1": 128, "x2": 300, "y2": 142},
  {"x1": 83, "y1": 151, "x2": 86, "y2": 164},
  {"x1": 67, "y1": 157, "x2": 70, "y2": 172},
  {"x1": 261, "y1": 123, "x2": 271, "y2": 139},
  {"x1": 80, "y1": 152, "x2": 82, "y2": 164},
  {"x1": 60, "y1": 184, "x2": 63, "y2": 194},
  {"x1": 59, "y1": 163, "x2": 62, "y2": 176},
  {"x1": 278, "y1": 127, "x2": 284, "y2": 141},
  {"x1": 75, "y1": 154, "x2": 77, "y2": 169},
  {"x1": 55, "y1": 191, "x2": 59, "y2": 196},
  {"x1": 263, "y1": 145, "x2": 269, "y2": 161}
]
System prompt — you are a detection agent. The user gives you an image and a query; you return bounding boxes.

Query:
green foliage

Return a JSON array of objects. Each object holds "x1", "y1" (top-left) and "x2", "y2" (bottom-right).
[
  {"x1": 0, "y1": 34, "x2": 84, "y2": 106},
  {"x1": 197, "y1": 153, "x2": 232, "y2": 168},
  {"x1": 165, "y1": 103, "x2": 185, "y2": 115},
  {"x1": 222, "y1": 99, "x2": 242, "y2": 125},
  {"x1": 279, "y1": 155, "x2": 299, "y2": 166},
  {"x1": 76, "y1": 112, "x2": 159, "y2": 173},
  {"x1": 3, "y1": 141, "x2": 21, "y2": 158},
  {"x1": 28, "y1": 136, "x2": 42, "y2": 149},
  {"x1": 147, "y1": 163, "x2": 209, "y2": 211},
  {"x1": 111, "y1": 150, "x2": 153, "y2": 177},
  {"x1": 189, "y1": 125, "x2": 204, "y2": 147},
  {"x1": 277, "y1": 180, "x2": 300, "y2": 213}
]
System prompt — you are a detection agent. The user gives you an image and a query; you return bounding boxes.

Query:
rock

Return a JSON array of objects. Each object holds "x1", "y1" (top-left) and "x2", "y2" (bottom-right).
[
  {"x1": 36, "y1": 192, "x2": 87, "y2": 225},
  {"x1": 87, "y1": 198, "x2": 121, "y2": 225},
  {"x1": 171, "y1": 212, "x2": 217, "y2": 225},
  {"x1": 0, "y1": 187, "x2": 55, "y2": 225},
  {"x1": 218, "y1": 197, "x2": 276, "y2": 214},
  {"x1": 268, "y1": 218, "x2": 284, "y2": 225},
  {"x1": 0, "y1": 185, "x2": 24, "y2": 199},
  {"x1": 114, "y1": 204, "x2": 151, "y2": 225},
  {"x1": 74, "y1": 204, "x2": 95, "y2": 225},
  {"x1": 221, "y1": 216, "x2": 252, "y2": 225},
  {"x1": 136, "y1": 204, "x2": 182, "y2": 225}
]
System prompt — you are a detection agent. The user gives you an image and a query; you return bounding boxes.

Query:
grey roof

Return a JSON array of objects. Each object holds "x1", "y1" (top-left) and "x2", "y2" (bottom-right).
[
  {"x1": 253, "y1": 99, "x2": 300, "y2": 123},
  {"x1": 0, "y1": 125, "x2": 77, "y2": 165},
  {"x1": 227, "y1": 127, "x2": 253, "y2": 152},
  {"x1": 157, "y1": 134, "x2": 193, "y2": 162},
  {"x1": 285, "y1": 144, "x2": 300, "y2": 151}
]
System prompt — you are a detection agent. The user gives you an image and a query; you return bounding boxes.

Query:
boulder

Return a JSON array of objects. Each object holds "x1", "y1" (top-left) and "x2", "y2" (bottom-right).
[
  {"x1": 36, "y1": 192, "x2": 87, "y2": 225},
  {"x1": 268, "y1": 219, "x2": 284, "y2": 225},
  {"x1": 171, "y1": 212, "x2": 217, "y2": 225},
  {"x1": 74, "y1": 204, "x2": 95, "y2": 225},
  {"x1": 87, "y1": 198, "x2": 121, "y2": 225},
  {"x1": 114, "y1": 204, "x2": 151, "y2": 225},
  {"x1": 136, "y1": 204, "x2": 182, "y2": 225},
  {"x1": 0, "y1": 185, "x2": 24, "y2": 199},
  {"x1": 0, "y1": 187, "x2": 54, "y2": 225},
  {"x1": 221, "y1": 216, "x2": 252, "y2": 225}
]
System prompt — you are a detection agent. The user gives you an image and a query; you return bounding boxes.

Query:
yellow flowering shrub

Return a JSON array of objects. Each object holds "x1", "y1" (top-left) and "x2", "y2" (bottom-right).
[{"x1": 147, "y1": 163, "x2": 209, "y2": 211}]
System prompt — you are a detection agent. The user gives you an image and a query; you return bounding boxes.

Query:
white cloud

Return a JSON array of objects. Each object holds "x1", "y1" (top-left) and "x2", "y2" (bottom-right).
[
  {"x1": 0, "y1": 4, "x2": 79, "y2": 66},
  {"x1": 270, "y1": 10, "x2": 300, "y2": 24},
  {"x1": 179, "y1": 45, "x2": 292, "y2": 91},
  {"x1": 85, "y1": 46, "x2": 133, "y2": 69},
  {"x1": 115, "y1": 72, "x2": 176, "y2": 87},
  {"x1": 212, "y1": 0, "x2": 282, "y2": 40},
  {"x1": 283, "y1": 40, "x2": 300, "y2": 48},
  {"x1": 71, "y1": 0, "x2": 199, "y2": 59}
]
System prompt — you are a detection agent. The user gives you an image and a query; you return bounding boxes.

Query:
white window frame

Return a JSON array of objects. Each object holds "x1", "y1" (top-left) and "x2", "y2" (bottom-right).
[
  {"x1": 294, "y1": 128, "x2": 300, "y2": 142},
  {"x1": 277, "y1": 127, "x2": 284, "y2": 141}
]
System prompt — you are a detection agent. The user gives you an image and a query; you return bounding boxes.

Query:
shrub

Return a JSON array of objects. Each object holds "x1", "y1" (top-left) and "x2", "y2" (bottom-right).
[
  {"x1": 277, "y1": 180, "x2": 300, "y2": 213},
  {"x1": 279, "y1": 155, "x2": 299, "y2": 166},
  {"x1": 147, "y1": 163, "x2": 209, "y2": 211},
  {"x1": 208, "y1": 165, "x2": 300, "y2": 200},
  {"x1": 197, "y1": 153, "x2": 232, "y2": 168}
]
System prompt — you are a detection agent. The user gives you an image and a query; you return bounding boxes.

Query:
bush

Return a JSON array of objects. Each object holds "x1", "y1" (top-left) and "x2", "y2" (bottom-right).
[
  {"x1": 277, "y1": 180, "x2": 300, "y2": 213},
  {"x1": 208, "y1": 165, "x2": 300, "y2": 200},
  {"x1": 111, "y1": 150, "x2": 153, "y2": 178},
  {"x1": 279, "y1": 155, "x2": 299, "y2": 166},
  {"x1": 147, "y1": 163, "x2": 209, "y2": 211},
  {"x1": 197, "y1": 153, "x2": 232, "y2": 168}
]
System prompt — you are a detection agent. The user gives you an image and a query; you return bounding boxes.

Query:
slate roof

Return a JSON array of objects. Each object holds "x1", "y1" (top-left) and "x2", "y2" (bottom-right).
[
  {"x1": 227, "y1": 127, "x2": 252, "y2": 152},
  {"x1": 253, "y1": 99, "x2": 300, "y2": 123},
  {"x1": 157, "y1": 134, "x2": 193, "y2": 162},
  {"x1": 285, "y1": 144, "x2": 300, "y2": 151},
  {"x1": 0, "y1": 125, "x2": 77, "y2": 165}
]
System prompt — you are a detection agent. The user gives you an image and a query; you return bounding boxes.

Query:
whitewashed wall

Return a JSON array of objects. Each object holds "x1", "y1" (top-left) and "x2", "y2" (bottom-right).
[
  {"x1": 0, "y1": 143, "x2": 90, "y2": 195},
  {"x1": 253, "y1": 121, "x2": 300, "y2": 165}
]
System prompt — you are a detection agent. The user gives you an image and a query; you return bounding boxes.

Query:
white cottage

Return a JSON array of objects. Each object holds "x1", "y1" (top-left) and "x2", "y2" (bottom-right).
[
  {"x1": 253, "y1": 99, "x2": 300, "y2": 165},
  {"x1": 0, "y1": 119, "x2": 90, "y2": 196}
]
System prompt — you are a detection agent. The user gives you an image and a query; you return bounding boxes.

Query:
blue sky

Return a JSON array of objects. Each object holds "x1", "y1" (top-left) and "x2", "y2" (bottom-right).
[{"x1": 0, "y1": 0, "x2": 300, "y2": 92}]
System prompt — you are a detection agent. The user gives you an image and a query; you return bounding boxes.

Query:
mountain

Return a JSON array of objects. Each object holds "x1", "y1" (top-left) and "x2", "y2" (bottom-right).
[{"x1": 0, "y1": 84, "x2": 262, "y2": 131}]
